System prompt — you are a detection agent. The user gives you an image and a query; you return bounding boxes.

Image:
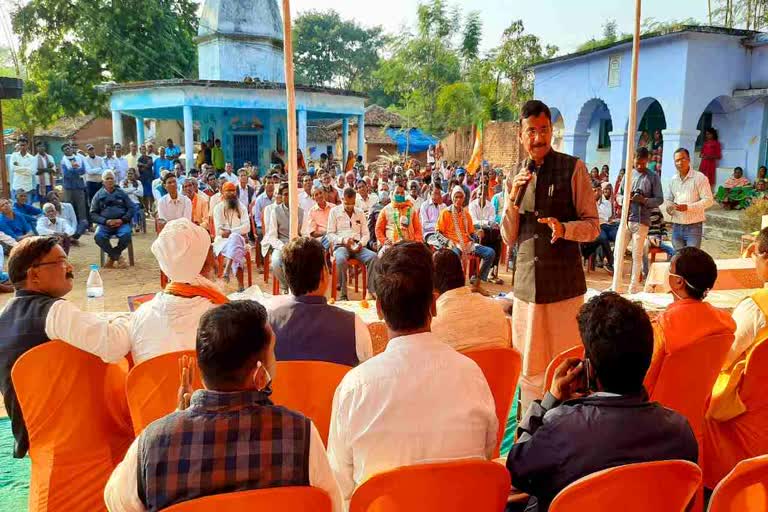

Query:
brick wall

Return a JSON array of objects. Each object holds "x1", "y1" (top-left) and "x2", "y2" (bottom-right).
[{"x1": 440, "y1": 121, "x2": 523, "y2": 171}]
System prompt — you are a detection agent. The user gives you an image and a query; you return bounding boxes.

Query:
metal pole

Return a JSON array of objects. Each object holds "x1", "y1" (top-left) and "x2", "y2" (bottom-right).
[
  {"x1": 282, "y1": 0, "x2": 299, "y2": 239},
  {"x1": 0, "y1": 106, "x2": 7, "y2": 199},
  {"x1": 611, "y1": 0, "x2": 642, "y2": 291}
]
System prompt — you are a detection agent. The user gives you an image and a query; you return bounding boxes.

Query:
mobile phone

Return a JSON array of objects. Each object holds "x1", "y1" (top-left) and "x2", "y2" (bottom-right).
[{"x1": 579, "y1": 358, "x2": 593, "y2": 393}]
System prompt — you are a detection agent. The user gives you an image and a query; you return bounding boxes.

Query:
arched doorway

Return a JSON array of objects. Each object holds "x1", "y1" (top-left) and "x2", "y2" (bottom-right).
[
  {"x1": 635, "y1": 98, "x2": 667, "y2": 174},
  {"x1": 574, "y1": 98, "x2": 613, "y2": 169},
  {"x1": 550, "y1": 108, "x2": 565, "y2": 153}
]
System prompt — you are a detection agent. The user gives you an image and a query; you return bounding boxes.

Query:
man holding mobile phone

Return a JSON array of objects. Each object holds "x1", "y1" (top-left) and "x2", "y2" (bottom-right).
[{"x1": 505, "y1": 292, "x2": 697, "y2": 512}]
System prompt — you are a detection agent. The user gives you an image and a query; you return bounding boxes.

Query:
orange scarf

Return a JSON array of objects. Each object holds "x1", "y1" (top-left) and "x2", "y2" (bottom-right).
[{"x1": 165, "y1": 282, "x2": 229, "y2": 304}]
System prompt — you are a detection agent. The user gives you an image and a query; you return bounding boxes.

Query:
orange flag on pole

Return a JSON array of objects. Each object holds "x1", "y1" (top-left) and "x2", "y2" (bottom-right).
[{"x1": 466, "y1": 121, "x2": 483, "y2": 175}]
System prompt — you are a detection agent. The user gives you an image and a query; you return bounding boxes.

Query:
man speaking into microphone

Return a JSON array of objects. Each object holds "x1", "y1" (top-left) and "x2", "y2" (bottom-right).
[{"x1": 501, "y1": 100, "x2": 599, "y2": 410}]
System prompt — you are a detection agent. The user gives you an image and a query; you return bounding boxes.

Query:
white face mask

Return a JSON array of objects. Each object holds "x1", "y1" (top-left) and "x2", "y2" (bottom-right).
[
  {"x1": 668, "y1": 272, "x2": 708, "y2": 301},
  {"x1": 255, "y1": 361, "x2": 273, "y2": 393}
]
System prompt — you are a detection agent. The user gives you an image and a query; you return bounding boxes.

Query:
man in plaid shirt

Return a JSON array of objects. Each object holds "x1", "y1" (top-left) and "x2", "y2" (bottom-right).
[{"x1": 104, "y1": 300, "x2": 342, "y2": 512}]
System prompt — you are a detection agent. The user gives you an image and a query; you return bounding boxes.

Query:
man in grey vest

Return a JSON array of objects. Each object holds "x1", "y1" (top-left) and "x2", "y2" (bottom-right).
[
  {"x1": 265, "y1": 182, "x2": 304, "y2": 292},
  {"x1": 501, "y1": 100, "x2": 600, "y2": 411}
]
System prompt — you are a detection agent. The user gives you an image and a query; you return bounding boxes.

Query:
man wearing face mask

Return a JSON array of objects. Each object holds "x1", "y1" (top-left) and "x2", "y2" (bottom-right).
[
  {"x1": 105, "y1": 300, "x2": 343, "y2": 512},
  {"x1": 327, "y1": 188, "x2": 376, "y2": 300},
  {"x1": 375, "y1": 183, "x2": 423, "y2": 254},
  {"x1": 501, "y1": 100, "x2": 599, "y2": 411},
  {"x1": 644, "y1": 247, "x2": 735, "y2": 396}
]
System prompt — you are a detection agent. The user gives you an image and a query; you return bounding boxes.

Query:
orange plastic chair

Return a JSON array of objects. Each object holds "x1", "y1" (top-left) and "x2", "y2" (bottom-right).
[
  {"x1": 162, "y1": 486, "x2": 332, "y2": 511},
  {"x1": 331, "y1": 255, "x2": 367, "y2": 301},
  {"x1": 543, "y1": 345, "x2": 585, "y2": 394},
  {"x1": 11, "y1": 341, "x2": 135, "y2": 512},
  {"x1": 269, "y1": 360, "x2": 352, "y2": 445},
  {"x1": 349, "y1": 460, "x2": 511, "y2": 512},
  {"x1": 126, "y1": 350, "x2": 203, "y2": 435},
  {"x1": 707, "y1": 455, "x2": 768, "y2": 512},
  {"x1": 461, "y1": 347, "x2": 522, "y2": 457},
  {"x1": 549, "y1": 460, "x2": 701, "y2": 512}
]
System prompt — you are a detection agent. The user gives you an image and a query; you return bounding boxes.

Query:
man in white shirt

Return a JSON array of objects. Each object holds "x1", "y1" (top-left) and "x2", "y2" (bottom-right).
[
  {"x1": 10, "y1": 138, "x2": 37, "y2": 202},
  {"x1": 593, "y1": 182, "x2": 619, "y2": 272},
  {"x1": 298, "y1": 174, "x2": 316, "y2": 215},
  {"x1": 327, "y1": 241, "x2": 497, "y2": 505},
  {"x1": 105, "y1": 298, "x2": 343, "y2": 512},
  {"x1": 37, "y1": 203, "x2": 74, "y2": 254},
  {"x1": 420, "y1": 185, "x2": 445, "y2": 243},
  {"x1": 156, "y1": 174, "x2": 192, "y2": 230},
  {"x1": 665, "y1": 148, "x2": 714, "y2": 250},
  {"x1": 110, "y1": 143, "x2": 130, "y2": 183},
  {"x1": 44, "y1": 191, "x2": 88, "y2": 242},
  {"x1": 354, "y1": 180, "x2": 377, "y2": 216},
  {"x1": 83, "y1": 144, "x2": 106, "y2": 205},
  {"x1": 264, "y1": 183, "x2": 304, "y2": 292},
  {"x1": 469, "y1": 182, "x2": 504, "y2": 284},
  {"x1": 124, "y1": 141, "x2": 139, "y2": 170},
  {"x1": 221, "y1": 162, "x2": 239, "y2": 185},
  {"x1": 327, "y1": 188, "x2": 376, "y2": 301},
  {"x1": 235, "y1": 168, "x2": 256, "y2": 211},
  {"x1": 407, "y1": 180, "x2": 424, "y2": 211}
]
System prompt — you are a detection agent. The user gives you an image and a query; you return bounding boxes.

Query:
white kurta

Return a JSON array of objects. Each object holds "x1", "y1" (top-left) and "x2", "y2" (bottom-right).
[{"x1": 212, "y1": 201, "x2": 250, "y2": 255}]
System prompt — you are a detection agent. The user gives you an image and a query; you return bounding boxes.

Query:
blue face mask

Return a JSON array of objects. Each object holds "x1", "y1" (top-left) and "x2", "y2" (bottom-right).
[{"x1": 393, "y1": 194, "x2": 406, "y2": 203}]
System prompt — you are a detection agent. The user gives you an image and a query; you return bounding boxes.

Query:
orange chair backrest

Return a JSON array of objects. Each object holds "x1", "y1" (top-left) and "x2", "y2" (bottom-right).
[
  {"x1": 650, "y1": 333, "x2": 733, "y2": 441},
  {"x1": 544, "y1": 345, "x2": 584, "y2": 394},
  {"x1": 349, "y1": 460, "x2": 511, "y2": 512},
  {"x1": 161, "y1": 486, "x2": 332, "y2": 511},
  {"x1": 549, "y1": 460, "x2": 702, "y2": 512},
  {"x1": 126, "y1": 350, "x2": 202, "y2": 435},
  {"x1": 740, "y1": 338, "x2": 768, "y2": 411},
  {"x1": 269, "y1": 360, "x2": 352, "y2": 445},
  {"x1": 708, "y1": 455, "x2": 768, "y2": 512},
  {"x1": 461, "y1": 347, "x2": 522, "y2": 457},
  {"x1": 11, "y1": 341, "x2": 135, "y2": 512}
]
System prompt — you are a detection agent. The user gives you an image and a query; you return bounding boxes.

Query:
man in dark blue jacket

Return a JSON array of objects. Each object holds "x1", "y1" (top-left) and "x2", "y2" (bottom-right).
[
  {"x1": 90, "y1": 170, "x2": 136, "y2": 268},
  {"x1": 506, "y1": 292, "x2": 698, "y2": 512}
]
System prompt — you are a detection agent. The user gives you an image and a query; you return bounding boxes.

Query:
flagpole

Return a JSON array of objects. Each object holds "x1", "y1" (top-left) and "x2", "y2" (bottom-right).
[
  {"x1": 282, "y1": 0, "x2": 299, "y2": 239},
  {"x1": 611, "y1": 0, "x2": 642, "y2": 291}
]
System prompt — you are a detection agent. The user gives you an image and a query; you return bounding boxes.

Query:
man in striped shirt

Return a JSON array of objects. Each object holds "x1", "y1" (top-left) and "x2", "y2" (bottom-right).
[{"x1": 665, "y1": 148, "x2": 714, "y2": 250}]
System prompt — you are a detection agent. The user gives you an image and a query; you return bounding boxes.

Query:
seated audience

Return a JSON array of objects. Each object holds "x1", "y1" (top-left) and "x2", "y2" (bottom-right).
[
  {"x1": 156, "y1": 173, "x2": 192, "y2": 230},
  {"x1": 269, "y1": 237, "x2": 372, "y2": 365},
  {"x1": 327, "y1": 188, "x2": 376, "y2": 300},
  {"x1": 366, "y1": 185, "x2": 390, "y2": 252},
  {"x1": 0, "y1": 198, "x2": 34, "y2": 242},
  {"x1": 252, "y1": 174, "x2": 278, "y2": 245},
  {"x1": 431, "y1": 249, "x2": 511, "y2": 351},
  {"x1": 420, "y1": 185, "x2": 446, "y2": 244},
  {"x1": 327, "y1": 242, "x2": 497, "y2": 505},
  {"x1": 408, "y1": 180, "x2": 424, "y2": 211},
  {"x1": 436, "y1": 186, "x2": 495, "y2": 284},
  {"x1": 212, "y1": 182, "x2": 250, "y2": 291},
  {"x1": 45, "y1": 190, "x2": 87, "y2": 242},
  {"x1": 37, "y1": 203, "x2": 74, "y2": 254},
  {"x1": 375, "y1": 183, "x2": 423, "y2": 253},
  {"x1": 0, "y1": 236, "x2": 130, "y2": 458},
  {"x1": 120, "y1": 168, "x2": 145, "y2": 231},
  {"x1": 104, "y1": 300, "x2": 343, "y2": 512},
  {"x1": 468, "y1": 182, "x2": 503, "y2": 284},
  {"x1": 321, "y1": 172, "x2": 341, "y2": 205},
  {"x1": 644, "y1": 247, "x2": 735, "y2": 396},
  {"x1": 355, "y1": 180, "x2": 377, "y2": 216},
  {"x1": 235, "y1": 168, "x2": 256, "y2": 210},
  {"x1": 12, "y1": 190, "x2": 42, "y2": 230},
  {"x1": 307, "y1": 186, "x2": 333, "y2": 249},
  {"x1": 91, "y1": 170, "x2": 136, "y2": 269},
  {"x1": 183, "y1": 178, "x2": 210, "y2": 232},
  {"x1": 0, "y1": 244, "x2": 10, "y2": 293},
  {"x1": 299, "y1": 174, "x2": 316, "y2": 214},
  {"x1": 265, "y1": 183, "x2": 305, "y2": 292},
  {"x1": 642, "y1": 207, "x2": 676, "y2": 278},
  {"x1": 505, "y1": 292, "x2": 698, "y2": 512},
  {"x1": 715, "y1": 167, "x2": 753, "y2": 210}
]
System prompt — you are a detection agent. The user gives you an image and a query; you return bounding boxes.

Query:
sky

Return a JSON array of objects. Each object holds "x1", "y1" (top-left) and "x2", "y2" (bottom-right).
[{"x1": 290, "y1": 0, "x2": 710, "y2": 54}]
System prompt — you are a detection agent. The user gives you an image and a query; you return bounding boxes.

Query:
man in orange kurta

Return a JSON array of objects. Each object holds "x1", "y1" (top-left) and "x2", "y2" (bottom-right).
[
  {"x1": 183, "y1": 178, "x2": 210, "y2": 233},
  {"x1": 375, "y1": 183, "x2": 423, "y2": 252}
]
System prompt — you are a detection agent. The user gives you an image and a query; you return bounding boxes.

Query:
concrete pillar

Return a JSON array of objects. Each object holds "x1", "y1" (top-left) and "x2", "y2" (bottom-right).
[
  {"x1": 298, "y1": 108, "x2": 307, "y2": 160},
  {"x1": 660, "y1": 129, "x2": 700, "y2": 188},
  {"x1": 111, "y1": 110, "x2": 124, "y2": 146},
  {"x1": 357, "y1": 113, "x2": 365, "y2": 162},
  {"x1": 342, "y1": 117, "x2": 349, "y2": 163},
  {"x1": 561, "y1": 132, "x2": 588, "y2": 160},
  {"x1": 135, "y1": 117, "x2": 145, "y2": 147},
  {"x1": 608, "y1": 131, "x2": 628, "y2": 179},
  {"x1": 183, "y1": 105, "x2": 194, "y2": 171}
]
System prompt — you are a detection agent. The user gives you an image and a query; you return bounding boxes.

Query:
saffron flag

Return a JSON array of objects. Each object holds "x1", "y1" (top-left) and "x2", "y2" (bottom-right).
[{"x1": 466, "y1": 122, "x2": 483, "y2": 175}]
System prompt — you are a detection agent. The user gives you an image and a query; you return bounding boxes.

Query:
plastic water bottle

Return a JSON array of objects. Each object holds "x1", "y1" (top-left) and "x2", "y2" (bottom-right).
[{"x1": 85, "y1": 264, "x2": 104, "y2": 312}]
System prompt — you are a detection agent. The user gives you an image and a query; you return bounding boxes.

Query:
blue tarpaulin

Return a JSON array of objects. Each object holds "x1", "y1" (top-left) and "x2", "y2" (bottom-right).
[{"x1": 385, "y1": 128, "x2": 439, "y2": 154}]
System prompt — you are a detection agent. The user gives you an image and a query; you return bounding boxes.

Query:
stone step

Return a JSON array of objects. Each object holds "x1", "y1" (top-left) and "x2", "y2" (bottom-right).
[
  {"x1": 703, "y1": 224, "x2": 745, "y2": 244},
  {"x1": 705, "y1": 211, "x2": 744, "y2": 232}
]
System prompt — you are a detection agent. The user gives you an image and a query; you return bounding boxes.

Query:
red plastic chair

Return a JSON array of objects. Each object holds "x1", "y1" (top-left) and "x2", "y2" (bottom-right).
[
  {"x1": 12, "y1": 341, "x2": 134, "y2": 512},
  {"x1": 349, "y1": 460, "x2": 511, "y2": 512},
  {"x1": 549, "y1": 460, "x2": 701, "y2": 512},
  {"x1": 269, "y1": 360, "x2": 352, "y2": 445},
  {"x1": 125, "y1": 350, "x2": 202, "y2": 435},
  {"x1": 461, "y1": 347, "x2": 522, "y2": 457},
  {"x1": 543, "y1": 345, "x2": 585, "y2": 394},
  {"x1": 707, "y1": 455, "x2": 768, "y2": 512},
  {"x1": 162, "y1": 486, "x2": 332, "y2": 511},
  {"x1": 331, "y1": 255, "x2": 367, "y2": 301}
]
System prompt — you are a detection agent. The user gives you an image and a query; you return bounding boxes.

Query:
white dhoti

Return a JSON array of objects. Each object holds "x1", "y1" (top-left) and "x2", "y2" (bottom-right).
[
  {"x1": 512, "y1": 294, "x2": 585, "y2": 411},
  {"x1": 214, "y1": 232, "x2": 246, "y2": 273}
]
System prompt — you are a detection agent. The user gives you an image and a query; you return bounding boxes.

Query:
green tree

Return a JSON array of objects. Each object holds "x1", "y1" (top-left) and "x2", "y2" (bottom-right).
[
  {"x1": 11, "y1": 0, "x2": 198, "y2": 128},
  {"x1": 292, "y1": 10, "x2": 386, "y2": 91},
  {"x1": 461, "y1": 11, "x2": 483, "y2": 63}
]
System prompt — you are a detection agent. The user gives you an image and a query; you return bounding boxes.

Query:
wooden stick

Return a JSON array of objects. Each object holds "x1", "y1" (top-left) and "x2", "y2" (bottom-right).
[
  {"x1": 0, "y1": 107, "x2": 7, "y2": 199},
  {"x1": 611, "y1": 0, "x2": 642, "y2": 292},
  {"x1": 282, "y1": 0, "x2": 299, "y2": 239}
]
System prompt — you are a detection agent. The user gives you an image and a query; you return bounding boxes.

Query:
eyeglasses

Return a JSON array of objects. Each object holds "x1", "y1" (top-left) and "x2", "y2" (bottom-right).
[{"x1": 30, "y1": 257, "x2": 70, "y2": 269}]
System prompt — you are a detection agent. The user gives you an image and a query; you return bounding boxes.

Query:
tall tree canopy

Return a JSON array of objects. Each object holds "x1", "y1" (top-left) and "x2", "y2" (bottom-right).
[
  {"x1": 10, "y1": 0, "x2": 198, "y2": 130},
  {"x1": 292, "y1": 10, "x2": 386, "y2": 91}
]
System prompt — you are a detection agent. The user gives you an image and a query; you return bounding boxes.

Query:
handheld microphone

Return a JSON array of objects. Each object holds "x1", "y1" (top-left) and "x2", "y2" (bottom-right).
[{"x1": 513, "y1": 160, "x2": 537, "y2": 208}]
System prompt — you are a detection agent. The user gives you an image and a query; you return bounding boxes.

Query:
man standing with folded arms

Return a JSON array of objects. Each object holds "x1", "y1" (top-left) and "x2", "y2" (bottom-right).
[{"x1": 501, "y1": 100, "x2": 599, "y2": 411}]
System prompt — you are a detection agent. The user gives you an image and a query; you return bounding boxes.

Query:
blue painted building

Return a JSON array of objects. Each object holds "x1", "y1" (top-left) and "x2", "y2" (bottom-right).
[
  {"x1": 101, "y1": 0, "x2": 366, "y2": 172},
  {"x1": 532, "y1": 26, "x2": 768, "y2": 188}
]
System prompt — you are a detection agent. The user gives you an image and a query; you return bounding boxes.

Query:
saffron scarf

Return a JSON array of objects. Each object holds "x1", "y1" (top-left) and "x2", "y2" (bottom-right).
[{"x1": 165, "y1": 282, "x2": 229, "y2": 305}]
